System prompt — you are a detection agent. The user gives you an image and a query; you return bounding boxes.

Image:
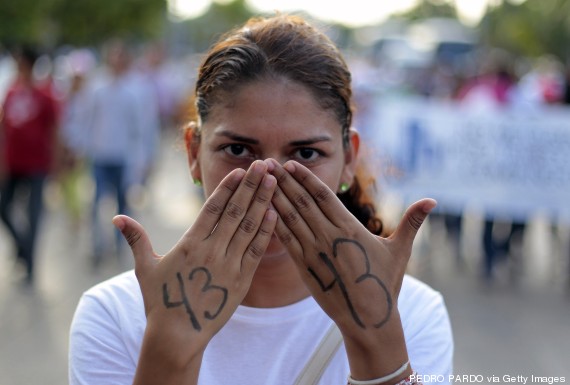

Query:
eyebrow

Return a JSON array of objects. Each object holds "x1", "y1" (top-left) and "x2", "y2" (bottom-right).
[
  {"x1": 216, "y1": 130, "x2": 259, "y2": 144},
  {"x1": 216, "y1": 130, "x2": 332, "y2": 146},
  {"x1": 289, "y1": 136, "x2": 332, "y2": 146}
]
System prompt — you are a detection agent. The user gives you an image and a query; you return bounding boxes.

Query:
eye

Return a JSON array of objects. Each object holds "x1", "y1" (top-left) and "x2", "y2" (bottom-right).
[
  {"x1": 293, "y1": 148, "x2": 320, "y2": 162},
  {"x1": 223, "y1": 144, "x2": 252, "y2": 158}
]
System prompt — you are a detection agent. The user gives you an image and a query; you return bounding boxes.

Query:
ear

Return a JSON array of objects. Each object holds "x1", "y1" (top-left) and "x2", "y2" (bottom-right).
[
  {"x1": 185, "y1": 121, "x2": 201, "y2": 183},
  {"x1": 340, "y1": 128, "x2": 360, "y2": 190}
]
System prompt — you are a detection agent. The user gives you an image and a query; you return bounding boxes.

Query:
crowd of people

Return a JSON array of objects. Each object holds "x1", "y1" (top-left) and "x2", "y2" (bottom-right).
[
  {"x1": 2, "y1": 30, "x2": 570, "y2": 286},
  {"x1": 432, "y1": 50, "x2": 569, "y2": 282},
  {"x1": 0, "y1": 39, "x2": 191, "y2": 283},
  {"x1": 349, "y1": 44, "x2": 570, "y2": 283}
]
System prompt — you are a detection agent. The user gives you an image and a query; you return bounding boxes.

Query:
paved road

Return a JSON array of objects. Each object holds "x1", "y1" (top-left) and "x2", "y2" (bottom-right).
[{"x1": 1, "y1": 134, "x2": 569, "y2": 384}]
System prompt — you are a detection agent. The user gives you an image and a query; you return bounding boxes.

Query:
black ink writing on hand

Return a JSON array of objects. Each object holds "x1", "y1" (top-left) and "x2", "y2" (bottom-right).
[
  {"x1": 162, "y1": 267, "x2": 228, "y2": 331},
  {"x1": 308, "y1": 238, "x2": 392, "y2": 329}
]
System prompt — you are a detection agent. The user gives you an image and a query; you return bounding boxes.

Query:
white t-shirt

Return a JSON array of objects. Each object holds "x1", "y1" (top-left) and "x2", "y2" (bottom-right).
[{"x1": 69, "y1": 271, "x2": 453, "y2": 385}]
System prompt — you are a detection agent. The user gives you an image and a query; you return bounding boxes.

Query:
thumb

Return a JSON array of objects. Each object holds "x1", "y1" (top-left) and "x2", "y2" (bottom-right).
[
  {"x1": 113, "y1": 215, "x2": 155, "y2": 272},
  {"x1": 390, "y1": 198, "x2": 437, "y2": 250}
]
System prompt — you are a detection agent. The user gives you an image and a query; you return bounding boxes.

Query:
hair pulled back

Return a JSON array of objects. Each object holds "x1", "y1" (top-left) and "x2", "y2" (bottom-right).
[{"x1": 192, "y1": 14, "x2": 385, "y2": 235}]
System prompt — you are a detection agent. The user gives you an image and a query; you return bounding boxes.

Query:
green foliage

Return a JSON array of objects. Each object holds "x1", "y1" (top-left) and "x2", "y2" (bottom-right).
[
  {"x1": 176, "y1": 0, "x2": 352, "y2": 53},
  {"x1": 480, "y1": 0, "x2": 570, "y2": 60},
  {"x1": 0, "y1": 0, "x2": 57, "y2": 47},
  {"x1": 177, "y1": 0, "x2": 255, "y2": 52},
  {"x1": 395, "y1": 0, "x2": 458, "y2": 21},
  {"x1": 51, "y1": 0, "x2": 166, "y2": 46},
  {"x1": 0, "y1": 0, "x2": 166, "y2": 49},
  {"x1": 2, "y1": 0, "x2": 568, "y2": 62}
]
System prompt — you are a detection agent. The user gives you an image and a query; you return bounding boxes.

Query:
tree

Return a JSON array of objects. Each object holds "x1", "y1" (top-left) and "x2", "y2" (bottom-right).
[
  {"x1": 52, "y1": 0, "x2": 166, "y2": 46},
  {"x1": 177, "y1": 0, "x2": 255, "y2": 53},
  {"x1": 395, "y1": 0, "x2": 458, "y2": 21},
  {"x1": 0, "y1": 0, "x2": 57, "y2": 47},
  {"x1": 480, "y1": 0, "x2": 570, "y2": 61},
  {"x1": 0, "y1": 0, "x2": 167, "y2": 49}
]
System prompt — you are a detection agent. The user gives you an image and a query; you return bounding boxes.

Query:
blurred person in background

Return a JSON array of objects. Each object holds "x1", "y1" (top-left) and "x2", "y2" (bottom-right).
[
  {"x1": 456, "y1": 49, "x2": 515, "y2": 109},
  {"x1": 124, "y1": 43, "x2": 162, "y2": 205},
  {"x1": 456, "y1": 49, "x2": 526, "y2": 282},
  {"x1": 510, "y1": 55, "x2": 565, "y2": 109},
  {"x1": 508, "y1": 55, "x2": 569, "y2": 286},
  {"x1": 57, "y1": 49, "x2": 96, "y2": 229},
  {"x1": 138, "y1": 42, "x2": 179, "y2": 131},
  {"x1": 557, "y1": 60, "x2": 570, "y2": 292},
  {"x1": 83, "y1": 39, "x2": 146, "y2": 267},
  {"x1": 562, "y1": 61, "x2": 570, "y2": 105},
  {"x1": 0, "y1": 47, "x2": 59, "y2": 285},
  {"x1": 0, "y1": 48, "x2": 17, "y2": 101}
]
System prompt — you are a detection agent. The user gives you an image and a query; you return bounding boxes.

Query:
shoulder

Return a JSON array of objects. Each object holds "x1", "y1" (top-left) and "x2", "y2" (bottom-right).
[
  {"x1": 73, "y1": 270, "x2": 144, "y2": 330},
  {"x1": 70, "y1": 270, "x2": 143, "y2": 383},
  {"x1": 70, "y1": 270, "x2": 145, "y2": 353},
  {"x1": 398, "y1": 274, "x2": 450, "y2": 333},
  {"x1": 81, "y1": 269, "x2": 142, "y2": 309}
]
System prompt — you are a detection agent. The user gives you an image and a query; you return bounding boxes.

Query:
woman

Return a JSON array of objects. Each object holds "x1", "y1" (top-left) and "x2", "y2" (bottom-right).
[{"x1": 69, "y1": 14, "x2": 453, "y2": 385}]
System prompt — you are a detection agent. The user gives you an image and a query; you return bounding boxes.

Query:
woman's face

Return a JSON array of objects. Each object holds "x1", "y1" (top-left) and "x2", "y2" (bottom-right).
[{"x1": 188, "y1": 77, "x2": 359, "y2": 259}]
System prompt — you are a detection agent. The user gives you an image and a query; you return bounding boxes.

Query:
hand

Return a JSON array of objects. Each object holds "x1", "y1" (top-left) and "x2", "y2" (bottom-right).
[
  {"x1": 113, "y1": 160, "x2": 277, "y2": 371},
  {"x1": 266, "y1": 159, "x2": 436, "y2": 379}
]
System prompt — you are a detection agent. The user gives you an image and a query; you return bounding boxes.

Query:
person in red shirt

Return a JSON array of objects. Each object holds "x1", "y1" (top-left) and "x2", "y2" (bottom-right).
[{"x1": 0, "y1": 47, "x2": 58, "y2": 284}]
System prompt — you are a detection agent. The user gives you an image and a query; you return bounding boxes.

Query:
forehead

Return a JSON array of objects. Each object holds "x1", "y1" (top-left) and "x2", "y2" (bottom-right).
[{"x1": 202, "y1": 78, "x2": 342, "y2": 141}]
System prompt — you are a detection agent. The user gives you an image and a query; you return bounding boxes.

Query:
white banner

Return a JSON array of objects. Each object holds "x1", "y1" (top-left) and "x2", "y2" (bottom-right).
[{"x1": 364, "y1": 97, "x2": 570, "y2": 222}]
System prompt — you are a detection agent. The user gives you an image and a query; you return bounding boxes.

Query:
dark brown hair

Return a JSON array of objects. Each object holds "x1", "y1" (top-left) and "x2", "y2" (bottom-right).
[{"x1": 191, "y1": 14, "x2": 385, "y2": 235}]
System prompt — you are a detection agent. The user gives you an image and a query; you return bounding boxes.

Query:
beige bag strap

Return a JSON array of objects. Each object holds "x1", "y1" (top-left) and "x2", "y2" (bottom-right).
[{"x1": 294, "y1": 323, "x2": 343, "y2": 385}]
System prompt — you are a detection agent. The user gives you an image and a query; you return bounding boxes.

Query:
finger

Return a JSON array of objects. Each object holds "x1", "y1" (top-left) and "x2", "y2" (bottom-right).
[
  {"x1": 113, "y1": 215, "x2": 156, "y2": 274},
  {"x1": 389, "y1": 198, "x2": 437, "y2": 252},
  {"x1": 266, "y1": 159, "x2": 328, "y2": 232},
  {"x1": 212, "y1": 160, "x2": 268, "y2": 240},
  {"x1": 273, "y1": 211, "x2": 304, "y2": 262},
  {"x1": 192, "y1": 168, "x2": 246, "y2": 240},
  {"x1": 227, "y1": 173, "x2": 277, "y2": 257},
  {"x1": 240, "y1": 208, "x2": 278, "y2": 275},
  {"x1": 279, "y1": 160, "x2": 352, "y2": 226},
  {"x1": 270, "y1": 184, "x2": 315, "y2": 244}
]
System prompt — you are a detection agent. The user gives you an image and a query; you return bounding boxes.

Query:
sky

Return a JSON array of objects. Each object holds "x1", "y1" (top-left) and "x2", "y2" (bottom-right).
[{"x1": 168, "y1": 0, "x2": 497, "y2": 27}]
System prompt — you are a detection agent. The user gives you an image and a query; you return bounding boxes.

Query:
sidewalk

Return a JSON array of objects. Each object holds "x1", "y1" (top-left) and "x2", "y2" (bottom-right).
[{"x1": 1, "y1": 133, "x2": 569, "y2": 384}]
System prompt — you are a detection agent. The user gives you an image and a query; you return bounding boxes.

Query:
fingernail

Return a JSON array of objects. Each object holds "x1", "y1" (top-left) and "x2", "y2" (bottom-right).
[
  {"x1": 254, "y1": 160, "x2": 266, "y2": 173},
  {"x1": 234, "y1": 168, "x2": 246, "y2": 182},
  {"x1": 284, "y1": 162, "x2": 295, "y2": 173},
  {"x1": 423, "y1": 198, "x2": 437, "y2": 213},
  {"x1": 266, "y1": 208, "x2": 277, "y2": 222},
  {"x1": 264, "y1": 159, "x2": 275, "y2": 172},
  {"x1": 264, "y1": 174, "x2": 276, "y2": 188},
  {"x1": 112, "y1": 216, "x2": 124, "y2": 231}
]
